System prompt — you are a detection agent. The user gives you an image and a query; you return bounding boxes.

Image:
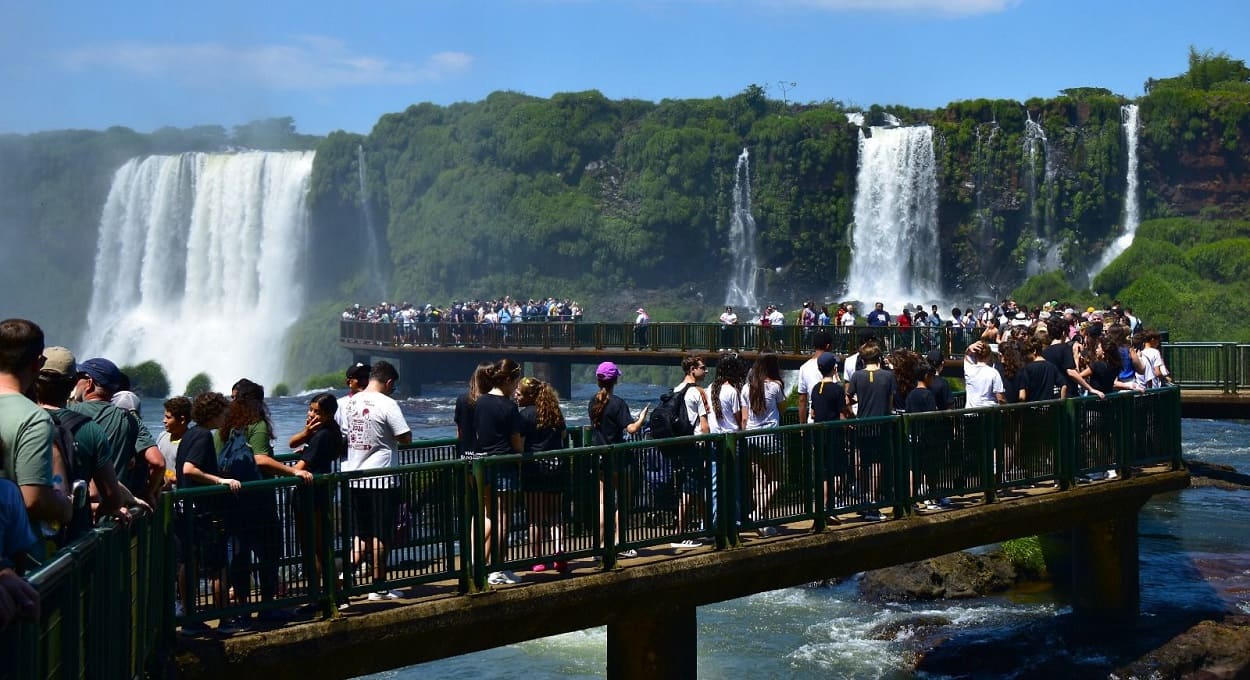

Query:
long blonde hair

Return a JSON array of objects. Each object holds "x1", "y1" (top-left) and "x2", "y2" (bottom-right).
[{"x1": 518, "y1": 377, "x2": 565, "y2": 430}]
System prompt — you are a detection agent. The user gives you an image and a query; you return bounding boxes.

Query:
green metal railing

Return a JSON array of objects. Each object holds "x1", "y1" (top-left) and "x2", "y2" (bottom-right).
[
  {"x1": 1162, "y1": 342, "x2": 1250, "y2": 393},
  {"x1": 0, "y1": 506, "x2": 171, "y2": 680},
  {"x1": 1, "y1": 387, "x2": 1182, "y2": 669}
]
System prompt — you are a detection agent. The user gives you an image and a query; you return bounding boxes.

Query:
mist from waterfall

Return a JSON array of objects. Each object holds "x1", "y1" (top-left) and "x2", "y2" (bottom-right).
[
  {"x1": 82, "y1": 151, "x2": 315, "y2": 392},
  {"x1": 357, "y1": 145, "x2": 388, "y2": 301},
  {"x1": 845, "y1": 126, "x2": 941, "y2": 310},
  {"x1": 1089, "y1": 104, "x2": 1141, "y2": 280},
  {"x1": 724, "y1": 148, "x2": 760, "y2": 315}
]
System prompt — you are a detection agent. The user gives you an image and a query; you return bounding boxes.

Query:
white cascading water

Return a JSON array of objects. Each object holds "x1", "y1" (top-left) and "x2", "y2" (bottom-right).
[
  {"x1": 82, "y1": 151, "x2": 315, "y2": 392},
  {"x1": 1089, "y1": 104, "x2": 1140, "y2": 279},
  {"x1": 1022, "y1": 112, "x2": 1060, "y2": 275},
  {"x1": 724, "y1": 148, "x2": 760, "y2": 314},
  {"x1": 356, "y1": 145, "x2": 388, "y2": 301},
  {"x1": 845, "y1": 125, "x2": 941, "y2": 309}
]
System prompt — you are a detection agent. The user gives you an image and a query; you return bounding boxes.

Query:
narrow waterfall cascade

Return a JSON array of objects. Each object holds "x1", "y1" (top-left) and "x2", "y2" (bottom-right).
[
  {"x1": 845, "y1": 112, "x2": 865, "y2": 127},
  {"x1": 83, "y1": 151, "x2": 315, "y2": 392},
  {"x1": 1023, "y1": 112, "x2": 1059, "y2": 274},
  {"x1": 845, "y1": 125, "x2": 941, "y2": 309},
  {"x1": 356, "y1": 145, "x2": 388, "y2": 301},
  {"x1": 1090, "y1": 104, "x2": 1141, "y2": 280},
  {"x1": 975, "y1": 122, "x2": 1000, "y2": 278},
  {"x1": 724, "y1": 148, "x2": 760, "y2": 314}
]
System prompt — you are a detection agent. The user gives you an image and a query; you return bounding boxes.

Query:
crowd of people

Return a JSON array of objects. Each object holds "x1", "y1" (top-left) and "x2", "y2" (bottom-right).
[
  {"x1": 0, "y1": 296, "x2": 1173, "y2": 637},
  {"x1": 342, "y1": 298, "x2": 586, "y2": 326}
]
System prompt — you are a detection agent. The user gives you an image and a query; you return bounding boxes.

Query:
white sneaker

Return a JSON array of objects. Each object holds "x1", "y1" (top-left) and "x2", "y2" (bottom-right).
[
  {"x1": 367, "y1": 589, "x2": 402, "y2": 601},
  {"x1": 619, "y1": 549, "x2": 639, "y2": 558},
  {"x1": 670, "y1": 539, "x2": 701, "y2": 549},
  {"x1": 487, "y1": 570, "x2": 521, "y2": 585},
  {"x1": 1106, "y1": 469, "x2": 1118, "y2": 480}
]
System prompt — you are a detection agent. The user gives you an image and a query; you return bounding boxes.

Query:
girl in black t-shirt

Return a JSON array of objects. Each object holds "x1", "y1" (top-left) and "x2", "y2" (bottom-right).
[
  {"x1": 289, "y1": 392, "x2": 343, "y2": 584},
  {"x1": 517, "y1": 378, "x2": 569, "y2": 572},
  {"x1": 472, "y1": 358, "x2": 524, "y2": 585},
  {"x1": 588, "y1": 362, "x2": 647, "y2": 557},
  {"x1": 454, "y1": 361, "x2": 493, "y2": 458}
]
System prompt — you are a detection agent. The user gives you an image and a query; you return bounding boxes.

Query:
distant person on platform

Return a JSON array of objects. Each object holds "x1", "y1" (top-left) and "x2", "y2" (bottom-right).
[
  {"x1": 634, "y1": 308, "x2": 650, "y2": 349},
  {"x1": 0, "y1": 319, "x2": 71, "y2": 537},
  {"x1": 840, "y1": 304, "x2": 856, "y2": 328},
  {"x1": 719, "y1": 306, "x2": 739, "y2": 351},
  {"x1": 69, "y1": 358, "x2": 165, "y2": 502},
  {"x1": 866, "y1": 302, "x2": 890, "y2": 327},
  {"x1": 341, "y1": 360, "x2": 411, "y2": 601}
]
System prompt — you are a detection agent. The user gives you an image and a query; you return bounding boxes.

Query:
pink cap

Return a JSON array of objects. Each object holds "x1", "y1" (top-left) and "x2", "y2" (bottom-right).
[{"x1": 595, "y1": 361, "x2": 622, "y2": 381}]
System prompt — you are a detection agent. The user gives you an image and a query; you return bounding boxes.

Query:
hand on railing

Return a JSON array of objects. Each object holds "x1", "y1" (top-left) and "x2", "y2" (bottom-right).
[
  {"x1": 0, "y1": 565, "x2": 39, "y2": 631},
  {"x1": 219, "y1": 478, "x2": 242, "y2": 492}
]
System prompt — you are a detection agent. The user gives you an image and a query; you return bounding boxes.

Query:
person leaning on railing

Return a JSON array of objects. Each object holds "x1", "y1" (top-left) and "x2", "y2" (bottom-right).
[{"x1": 0, "y1": 478, "x2": 39, "y2": 631}]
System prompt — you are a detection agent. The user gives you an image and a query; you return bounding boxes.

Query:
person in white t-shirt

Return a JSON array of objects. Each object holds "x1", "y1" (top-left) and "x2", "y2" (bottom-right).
[
  {"x1": 964, "y1": 341, "x2": 1006, "y2": 408},
  {"x1": 341, "y1": 361, "x2": 411, "y2": 600},
  {"x1": 719, "y1": 306, "x2": 739, "y2": 351},
  {"x1": 741, "y1": 352, "x2": 785, "y2": 537},
  {"x1": 670, "y1": 355, "x2": 710, "y2": 548},
  {"x1": 1136, "y1": 329, "x2": 1171, "y2": 388}
]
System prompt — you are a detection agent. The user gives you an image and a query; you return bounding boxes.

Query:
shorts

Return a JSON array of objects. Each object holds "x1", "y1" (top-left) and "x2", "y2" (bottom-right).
[
  {"x1": 350, "y1": 487, "x2": 398, "y2": 542},
  {"x1": 521, "y1": 457, "x2": 565, "y2": 493}
]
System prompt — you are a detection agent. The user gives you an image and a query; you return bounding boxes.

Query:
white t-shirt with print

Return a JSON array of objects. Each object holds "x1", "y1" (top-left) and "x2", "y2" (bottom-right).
[{"x1": 342, "y1": 390, "x2": 410, "y2": 486}]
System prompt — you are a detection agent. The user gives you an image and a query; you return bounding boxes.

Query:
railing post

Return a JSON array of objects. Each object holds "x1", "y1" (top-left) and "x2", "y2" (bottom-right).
[
  {"x1": 984, "y1": 409, "x2": 999, "y2": 504},
  {"x1": 1059, "y1": 398, "x2": 1078, "y2": 490},
  {"x1": 810, "y1": 426, "x2": 826, "y2": 533},
  {"x1": 893, "y1": 416, "x2": 911, "y2": 519},
  {"x1": 602, "y1": 448, "x2": 618, "y2": 570}
]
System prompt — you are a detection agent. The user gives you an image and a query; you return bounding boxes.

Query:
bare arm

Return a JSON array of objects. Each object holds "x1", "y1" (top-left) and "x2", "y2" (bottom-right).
[
  {"x1": 625, "y1": 404, "x2": 649, "y2": 435},
  {"x1": 181, "y1": 461, "x2": 240, "y2": 492},
  {"x1": 21, "y1": 484, "x2": 71, "y2": 523},
  {"x1": 797, "y1": 392, "x2": 809, "y2": 425}
]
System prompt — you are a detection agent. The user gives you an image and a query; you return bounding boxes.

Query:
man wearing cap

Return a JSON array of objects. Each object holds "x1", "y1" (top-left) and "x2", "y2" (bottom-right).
[
  {"x1": 69, "y1": 357, "x2": 165, "y2": 502},
  {"x1": 798, "y1": 330, "x2": 837, "y2": 424},
  {"x1": 634, "y1": 308, "x2": 650, "y2": 349},
  {"x1": 0, "y1": 319, "x2": 72, "y2": 532},
  {"x1": 289, "y1": 361, "x2": 371, "y2": 450},
  {"x1": 32, "y1": 347, "x2": 146, "y2": 525}
]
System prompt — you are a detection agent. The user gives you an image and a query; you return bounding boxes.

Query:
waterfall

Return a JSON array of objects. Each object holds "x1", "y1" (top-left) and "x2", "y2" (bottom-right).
[
  {"x1": 724, "y1": 148, "x2": 760, "y2": 314},
  {"x1": 1023, "y1": 112, "x2": 1058, "y2": 275},
  {"x1": 82, "y1": 151, "x2": 315, "y2": 392},
  {"x1": 976, "y1": 122, "x2": 1000, "y2": 277},
  {"x1": 1089, "y1": 104, "x2": 1141, "y2": 279},
  {"x1": 356, "y1": 145, "x2": 388, "y2": 300},
  {"x1": 845, "y1": 125, "x2": 941, "y2": 309}
]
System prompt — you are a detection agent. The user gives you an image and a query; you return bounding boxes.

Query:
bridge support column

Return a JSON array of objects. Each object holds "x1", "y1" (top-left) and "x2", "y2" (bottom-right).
[
  {"x1": 1044, "y1": 511, "x2": 1140, "y2": 623},
  {"x1": 529, "y1": 360, "x2": 572, "y2": 397},
  {"x1": 395, "y1": 356, "x2": 423, "y2": 397},
  {"x1": 606, "y1": 604, "x2": 696, "y2": 680}
]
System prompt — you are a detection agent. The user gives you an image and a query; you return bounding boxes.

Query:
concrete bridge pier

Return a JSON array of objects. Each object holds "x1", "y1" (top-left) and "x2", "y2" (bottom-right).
[
  {"x1": 606, "y1": 604, "x2": 697, "y2": 680},
  {"x1": 529, "y1": 360, "x2": 572, "y2": 397},
  {"x1": 1042, "y1": 509, "x2": 1142, "y2": 624}
]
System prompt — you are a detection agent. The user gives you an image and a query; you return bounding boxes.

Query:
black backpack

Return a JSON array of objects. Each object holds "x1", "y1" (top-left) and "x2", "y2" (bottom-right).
[
  {"x1": 649, "y1": 384, "x2": 696, "y2": 439},
  {"x1": 218, "y1": 429, "x2": 261, "y2": 483},
  {"x1": 50, "y1": 409, "x2": 93, "y2": 543}
]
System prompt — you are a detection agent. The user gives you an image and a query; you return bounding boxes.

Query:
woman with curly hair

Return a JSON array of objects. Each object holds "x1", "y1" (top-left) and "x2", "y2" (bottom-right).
[{"x1": 516, "y1": 377, "x2": 568, "y2": 573}]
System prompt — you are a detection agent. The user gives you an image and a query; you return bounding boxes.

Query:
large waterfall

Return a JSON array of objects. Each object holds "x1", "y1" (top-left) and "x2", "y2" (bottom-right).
[
  {"x1": 724, "y1": 148, "x2": 760, "y2": 314},
  {"x1": 845, "y1": 125, "x2": 941, "y2": 309},
  {"x1": 1089, "y1": 104, "x2": 1141, "y2": 280},
  {"x1": 82, "y1": 151, "x2": 315, "y2": 392}
]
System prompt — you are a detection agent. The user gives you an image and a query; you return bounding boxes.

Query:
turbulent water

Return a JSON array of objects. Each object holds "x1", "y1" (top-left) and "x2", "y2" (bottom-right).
[
  {"x1": 1090, "y1": 104, "x2": 1141, "y2": 280},
  {"x1": 134, "y1": 385, "x2": 1249, "y2": 679},
  {"x1": 845, "y1": 126, "x2": 941, "y2": 311},
  {"x1": 724, "y1": 148, "x2": 760, "y2": 315},
  {"x1": 82, "y1": 151, "x2": 315, "y2": 391}
]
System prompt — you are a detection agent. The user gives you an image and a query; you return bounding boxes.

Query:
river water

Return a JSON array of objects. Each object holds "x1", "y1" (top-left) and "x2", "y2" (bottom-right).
[{"x1": 139, "y1": 385, "x2": 1250, "y2": 679}]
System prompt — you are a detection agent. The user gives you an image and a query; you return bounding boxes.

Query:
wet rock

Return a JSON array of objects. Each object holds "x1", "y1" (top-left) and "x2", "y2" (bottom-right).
[
  {"x1": 869, "y1": 614, "x2": 953, "y2": 641},
  {"x1": 859, "y1": 551, "x2": 1019, "y2": 602},
  {"x1": 1112, "y1": 615, "x2": 1250, "y2": 680},
  {"x1": 1187, "y1": 461, "x2": 1250, "y2": 490}
]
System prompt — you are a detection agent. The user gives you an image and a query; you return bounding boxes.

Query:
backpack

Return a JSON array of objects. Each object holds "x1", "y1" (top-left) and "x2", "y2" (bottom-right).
[
  {"x1": 218, "y1": 429, "x2": 261, "y2": 483},
  {"x1": 649, "y1": 384, "x2": 696, "y2": 439},
  {"x1": 50, "y1": 409, "x2": 92, "y2": 485}
]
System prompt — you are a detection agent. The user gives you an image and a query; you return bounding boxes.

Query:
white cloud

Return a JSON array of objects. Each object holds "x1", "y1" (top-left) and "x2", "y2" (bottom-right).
[
  {"x1": 58, "y1": 36, "x2": 473, "y2": 91},
  {"x1": 759, "y1": 0, "x2": 1019, "y2": 15}
]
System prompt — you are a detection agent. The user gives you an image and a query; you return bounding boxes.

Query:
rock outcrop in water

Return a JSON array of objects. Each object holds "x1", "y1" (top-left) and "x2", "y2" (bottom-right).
[
  {"x1": 859, "y1": 550, "x2": 1030, "y2": 602},
  {"x1": 1112, "y1": 615, "x2": 1250, "y2": 680},
  {"x1": 1187, "y1": 461, "x2": 1250, "y2": 490}
]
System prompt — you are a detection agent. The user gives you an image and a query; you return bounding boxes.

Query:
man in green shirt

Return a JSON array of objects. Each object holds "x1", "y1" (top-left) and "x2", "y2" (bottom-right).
[
  {"x1": 0, "y1": 319, "x2": 71, "y2": 532},
  {"x1": 69, "y1": 357, "x2": 165, "y2": 502},
  {"x1": 33, "y1": 347, "x2": 146, "y2": 526}
]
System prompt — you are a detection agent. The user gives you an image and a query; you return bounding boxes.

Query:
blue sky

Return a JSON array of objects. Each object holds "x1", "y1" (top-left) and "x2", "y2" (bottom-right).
[{"x1": 2, "y1": 0, "x2": 1247, "y2": 136}]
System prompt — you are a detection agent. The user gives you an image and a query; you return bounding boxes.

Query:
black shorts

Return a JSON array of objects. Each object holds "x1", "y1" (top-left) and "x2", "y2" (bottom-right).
[{"x1": 350, "y1": 487, "x2": 398, "y2": 542}]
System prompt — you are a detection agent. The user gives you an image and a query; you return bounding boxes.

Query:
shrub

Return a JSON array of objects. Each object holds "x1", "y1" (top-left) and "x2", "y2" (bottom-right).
[
  {"x1": 121, "y1": 360, "x2": 171, "y2": 398},
  {"x1": 1001, "y1": 536, "x2": 1046, "y2": 577},
  {"x1": 271, "y1": 383, "x2": 291, "y2": 398},
  {"x1": 185, "y1": 373, "x2": 213, "y2": 398},
  {"x1": 303, "y1": 372, "x2": 342, "y2": 391}
]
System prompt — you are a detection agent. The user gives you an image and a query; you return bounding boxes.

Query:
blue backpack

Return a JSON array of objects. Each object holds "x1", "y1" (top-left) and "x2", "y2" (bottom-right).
[{"x1": 218, "y1": 429, "x2": 261, "y2": 483}]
